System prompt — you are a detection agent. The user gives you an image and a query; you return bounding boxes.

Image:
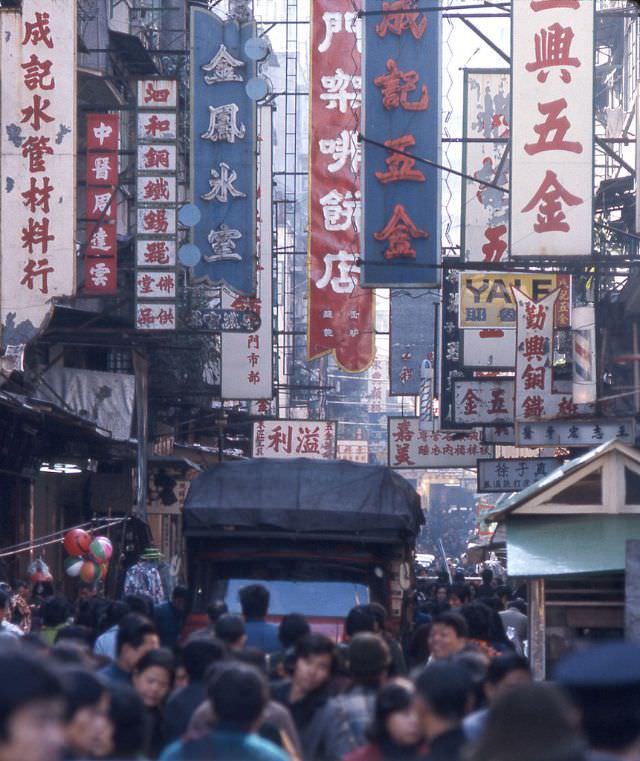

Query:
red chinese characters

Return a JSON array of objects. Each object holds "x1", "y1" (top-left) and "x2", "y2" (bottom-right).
[{"x1": 373, "y1": 204, "x2": 429, "y2": 259}]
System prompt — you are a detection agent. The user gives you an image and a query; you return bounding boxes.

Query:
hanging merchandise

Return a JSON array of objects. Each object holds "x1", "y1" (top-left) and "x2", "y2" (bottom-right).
[
  {"x1": 63, "y1": 529, "x2": 92, "y2": 557},
  {"x1": 27, "y1": 557, "x2": 53, "y2": 583},
  {"x1": 80, "y1": 560, "x2": 102, "y2": 583},
  {"x1": 62, "y1": 528, "x2": 112, "y2": 582},
  {"x1": 124, "y1": 551, "x2": 165, "y2": 604},
  {"x1": 64, "y1": 557, "x2": 84, "y2": 577},
  {"x1": 89, "y1": 537, "x2": 113, "y2": 564}
]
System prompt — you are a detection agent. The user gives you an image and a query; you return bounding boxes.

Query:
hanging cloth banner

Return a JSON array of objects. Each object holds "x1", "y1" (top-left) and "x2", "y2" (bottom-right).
[
  {"x1": 190, "y1": 8, "x2": 257, "y2": 295},
  {"x1": 361, "y1": 0, "x2": 441, "y2": 286},
  {"x1": 307, "y1": 0, "x2": 375, "y2": 373}
]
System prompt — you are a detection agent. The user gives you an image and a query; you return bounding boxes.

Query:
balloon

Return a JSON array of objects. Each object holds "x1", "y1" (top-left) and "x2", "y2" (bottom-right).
[
  {"x1": 64, "y1": 557, "x2": 83, "y2": 577},
  {"x1": 94, "y1": 536, "x2": 113, "y2": 562},
  {"x1": 63, "y1": 529, "x2": 91, "y2": 557},
  {"x1": 100, "y1": 563, "x2": 109, "y2": 580},
  {"x1": 79, "y1": 560, "x2": 101, "y2": 583},
  {"x1": 88, "y1": 539, "x2": 109, "y2": 564}
]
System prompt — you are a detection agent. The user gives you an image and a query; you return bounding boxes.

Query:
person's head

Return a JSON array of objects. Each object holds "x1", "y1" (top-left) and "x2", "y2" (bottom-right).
[
  {"x1": 448, "y1": 584, "x2": 471, "y2": 609},
  {"x1": 100, "y1": 601, "x2": 130, "y2": 632},
  {"x1": 181, "y1": 634, "x2": 227, "y2": 683},
  {"x1": 171, "y1": 585, "x2": 189, "y2": 613},
  {"x1": 115, "y1": 614, "x2": 160, "y2": 671},
  {"x1": 348, "y1": 633, "x2": 391, "y2": 688},
  {"x1": 292, "y1": 634, "x2": 336, "y2": 697},
  {"x1": 481, "y1": 568, "x2": 494, "y2": 585},
  {"x1": 414, "y1": 661, "x2": 472, "y2": 741},
  {"x1": 485, "y1": 653, "x2": 531, "y2": 704},
  {"x1": 0, "y1": 652, "x2": 65, "y2": 761},
  {"x1": 206, "y1": 600, "x2": 229, "y2": 624},
  {"x1": 428, "y1": 612, "x2": 468, "y2": 660},
  {"x1": 278, "y1": 613, "x2": 311, "y2": 649},
  {"x1": 365, "y1": 603, "x2": 387, "y2": 632},
  {"x1": 207, "y1": 662, "x2": 268, "y2": 731},
  {"x1": 368, "y1": 678, "x2": 422, "y2": 748},
  {"x1": 132, "y1": 648, "x2": 174, "y2": 709},
  {"x1": 106, "y1": 684, "x2": 147, "y2": 760},
  {"x1": 468, "y1": 683, "x2": 583, "y2": 761},
  {"x1": 40, "y1": 596, "x2": 69, "y2": 628},
  {"x1": 123, "y1": 594, "x2": 154, "y2": 619},
  {"x1": 508, "y1": 598, "x2": 527, "y2": 615},
  {"x1": 54, "y1": 625, "x2": 94, "y2": 650},
  {"x1": 238, "y1": 584, "x2": 270, "y2": 620},
  {"x1": 14, "y1": 580, "x2": 30, "y2": 600},
  {"x1": 459, "y1": 601, "x2": 492, "y2": 642},
  {"x1": 61, "y1": 668, "x2": 112, "y2": 759},
  {"x1": 345, "y1": 605, "x2": 377, "y2": 638},
  {"x1": 215, "y1": 614, "x2": 247, "y2": 650},
  {"x1": 77, "y1": 582, "x2": 97, "y2": 602},
  {"x1": 0, "y1": 590, "x2": 10, "y2": 622},
  {"x1": 435, "y1": 585, "x2": 449, "y2": 605}
]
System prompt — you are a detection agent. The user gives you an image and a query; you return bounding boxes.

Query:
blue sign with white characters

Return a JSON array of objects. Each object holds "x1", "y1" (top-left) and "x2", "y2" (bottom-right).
[
  {"x1": 191, "y1": 8, "x2": 257, "y2": 295},
  {"x1": 361, "y1": 0, "x2": 440, "y2": 287}
]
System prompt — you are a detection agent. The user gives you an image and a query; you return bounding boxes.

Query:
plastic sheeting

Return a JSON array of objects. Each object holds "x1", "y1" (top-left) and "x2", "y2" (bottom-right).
[{"x1": 184, "y1": 458, "x2": 423, "y2": 540}]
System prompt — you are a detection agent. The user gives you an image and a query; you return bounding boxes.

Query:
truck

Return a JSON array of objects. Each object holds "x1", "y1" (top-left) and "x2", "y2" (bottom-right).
[{"x1": 184, "y1": 457, "x2": 424, "y2": 639}]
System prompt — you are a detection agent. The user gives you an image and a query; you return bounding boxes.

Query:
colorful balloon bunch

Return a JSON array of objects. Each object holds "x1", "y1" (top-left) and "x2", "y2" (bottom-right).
[{"x1": 63, "y1": 529, "x2": 113, "y2": 582}]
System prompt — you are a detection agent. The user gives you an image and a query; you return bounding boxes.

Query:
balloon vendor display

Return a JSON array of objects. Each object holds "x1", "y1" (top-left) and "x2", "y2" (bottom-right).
[{"x1": 63, "y1": 529, "x2": 112, "y2": 582}]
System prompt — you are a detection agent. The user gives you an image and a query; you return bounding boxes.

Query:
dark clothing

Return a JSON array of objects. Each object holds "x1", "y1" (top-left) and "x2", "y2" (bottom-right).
[
  {"x1": 245, "y1": 619, "x2": 280, "y2": 654},
  {"x1": 272, "y1": 680, "x2": 331, "y2": 760},
  {"x1": 475, "y1": 583, "x2": 495, "y2": 600},
  {"x1": 322, "y1": 686, "x2": 377, "y2": 761},
  {"x1": 164, "y1": 682, "x2": 206, "y2": 744},
  {"x1": 145, "y1": 706, "x2": 166, "y2": 759},
  {"x1": 160, "y1": 724, "x2": 290, "y2": 761},
  {"x1": 346, "y1": 742, "x2": 426, "y2": 761},
  {"x1": 154, "y1": 601, "x2": 185, "y2": 649},
  {"x1": 98, "y1": 661, "x2": 131, "y2": 685},
  {"x1": 421, "y1": 727, "x2": 467, "y2": 761}
]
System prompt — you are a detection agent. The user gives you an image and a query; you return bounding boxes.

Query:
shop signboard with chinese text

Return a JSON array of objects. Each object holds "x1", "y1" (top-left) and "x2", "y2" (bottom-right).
[
  {"x1": 253, "y1": 420, "x2": 337, "y2": 459},
  {"x1": 221, "y1": 106, "x2": 273, "y2": 399},
  {"x1": 388, "y1": 418, "x2": 493, "y2": 468},
  {"x1": 191, "y1": 8, "x2": 257, "y2": 295},
  {"x1": 308, "y1": 0, "x2": 375, "y2": 372},
  {"x1": 461, "y1": 69, "x2": 510, "y2": 263},
  {"x1": 337, "y1": 439, "x2": 369, "y2": 463},
  {"x1": 515, "y1": 419, "x2": 635, "y2": 447},
  {"x1": 453, "y1": 379, "x2": 515, "y2": 426},
  {"x1": 361, "y1": 0, "x2": 440, "y2": 286},
  {"x1": 510, "y1": 0, "x2": 594, "y2": 258},
  {"x1": 477, "y1": 457, "x2": 560, "y2": 493},
  {"x1": 0, "y1": 1, "x2": 76, "y2": 347},
  {"x1": 390, "y1": 289, "x2": 437, "y2": 395}
]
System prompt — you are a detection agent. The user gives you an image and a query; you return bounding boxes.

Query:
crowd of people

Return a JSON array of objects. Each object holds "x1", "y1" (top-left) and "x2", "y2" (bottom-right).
[{"x1": 0, "y1": 573, "x2": 637, "y2": 761}]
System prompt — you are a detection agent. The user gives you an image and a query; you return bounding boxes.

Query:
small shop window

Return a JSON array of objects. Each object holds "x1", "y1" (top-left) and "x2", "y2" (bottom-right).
[{"x1": 625, "y1": 467, "x2": 640, "y2": 505}]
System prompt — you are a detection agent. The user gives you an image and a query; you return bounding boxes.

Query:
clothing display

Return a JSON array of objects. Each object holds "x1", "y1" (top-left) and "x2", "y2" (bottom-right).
[{"x1": 124, "y1": 560, "x2": 165, "y2": 604}]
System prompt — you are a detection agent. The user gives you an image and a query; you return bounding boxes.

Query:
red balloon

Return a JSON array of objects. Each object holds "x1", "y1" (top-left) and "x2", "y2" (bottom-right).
[
  {"x1": 64, "y1": 529, "x2": 91, "y2": 557},
  {"x1": 80, "y1": 561, "x2": 101, "y2": 583}
]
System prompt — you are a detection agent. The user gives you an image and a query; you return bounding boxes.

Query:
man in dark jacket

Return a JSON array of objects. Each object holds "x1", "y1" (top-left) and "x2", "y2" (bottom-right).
[{"x1": 154, "y1": 586, "x2": 188, "y2": 649}]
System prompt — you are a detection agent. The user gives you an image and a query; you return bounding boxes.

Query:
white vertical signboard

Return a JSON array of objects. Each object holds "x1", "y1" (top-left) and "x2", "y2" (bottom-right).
[
  {"x1": 221, "y1": 107, "x2": 273, "y2": 400},
  {"x1": 511, "y1": 0, "x2": 594, "y2": 257},
  {"x1": 0, "y1": 2, "x2": 76, "y2": 349}
]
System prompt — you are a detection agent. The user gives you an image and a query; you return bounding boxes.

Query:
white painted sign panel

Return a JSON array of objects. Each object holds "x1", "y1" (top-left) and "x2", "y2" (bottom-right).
[
  {"x1": 515, "y1": 419, "x2": 635, "y2": 447},
  {"x1": 477, "y1": 457, "x2": 560, "y2": 493},
  {"x1": 388, "y1": 418, "x2": 494, "y2": 468},
  {"x1": 453, "y1": 379, "x2": 515, "y2": 425},
  {"x1": 462, "y1": 329, "x2": 516, "y2": 368},
  {"x1": 253, "y1": 420, "x2": 337, "y2": 459}
]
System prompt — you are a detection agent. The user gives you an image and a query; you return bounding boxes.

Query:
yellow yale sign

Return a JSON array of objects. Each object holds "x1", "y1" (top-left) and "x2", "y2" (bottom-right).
[{"x1": 458, "y1": 272, "x2": 571, "y2": 329}]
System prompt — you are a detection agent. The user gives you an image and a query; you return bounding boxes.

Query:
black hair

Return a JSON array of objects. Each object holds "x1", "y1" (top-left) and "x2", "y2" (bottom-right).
[
  {"x1": 449, "y1": 584, "x2": 471, "y2": 605},
  {"x1": 108, "y1": 684, "x2": 148, "y2": 760},
  {"x1": 233, "y1": 648, "x2": 268, "y2": 675},
  {"x1": 508, "y1": 598, "x2": 527, "y2": 615},
  {"x1": 75, "y1": 597, "x2": 104, "y2": 631},
  {"x1": 238, "y1": 584, "x2": 270, "y2": 619},
  {"x1": 55, "y1": 625, "x2": 95, "y2": 648},
  {"x1": 365, "y1": 603, "x2": 387, "y2": 629},
  {"x1": 566, "y1": 684, "x2": 640, "y2": 752},
  {"x1": 460, "y1": 602, "x2": 493, "y2": 641},
  {"x1": 207, "y1": 662, "x2": 268, "y2": 729},
  {"x1": 215, "y1": 614, "x2": 246, "y2": 646},
  {"x1": 50, "y1": 644, "x2": 87, "y2": 666},
  {"x1": 40, "y1": 596, "x2": 70, "y2": 627},
  {"x1": 172, "y1": 585, "x2": 189, "y2": 601},
  {"x1": 13, "y1": 579, "x2": 27, "y2": 591},
  {"x1": 345, "y1": 605, "x2": 377, "y2": 637},
  {"x1": 368, "y1": 680, "x2": 415, "y2": 745},
  {"x1": 432, "y1": 611, "x2": 469, "y2": 639},
  {"x1": 487, "y1": 653, "x2": 531, "y2": 685},
  {"x1": 415, "y1": 661, "x2": 471, "y2": 721},
  {"x1": 123, "y1": 594, "x2": 154, "y2": 619},
  {"x1": 481, "y1": 568, "x2": 494, "y2": 584},
  {"x1": 278, "y1": 613, "x2": 310, "y2": 649},
  {"x1": 60, "y1": 668, "x2": 105, "y2": 720},
  {"x1": 0, "y1": 590, "x2": 9, "y2": 609},
  {"x1": 133, "y1": 647, "x2": 175, "y2": 681},
  {"x1": 181, "y1": 635, "x2": 227, "y2": 682},
  {"x1": 294, "y1": 633, "x2": 336, "y2": 664},
  {"x1": 348, "y1": 633, "x2": 390, "y2": 686},
  {"x1": 0, "y1": 652, "x2": 63, "y2": 740},
  {"x1": 99, "y1": 600, "x2": 130, "y2": 632},
  {"x1": 115, "y1": 613, "x2": 157, "y2": 656},
  {"x1": 207, "y1": 600, "x2": 229, "y2": 623}
]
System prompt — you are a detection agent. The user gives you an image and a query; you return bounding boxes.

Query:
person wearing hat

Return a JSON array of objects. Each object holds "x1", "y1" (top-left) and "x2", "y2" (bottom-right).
[
  {"x1": 555, "y1": 641, "x2": 640, "y2": 761},
  {"x1": 321, "y1": 632, "x2": 392, "y2": 761}
]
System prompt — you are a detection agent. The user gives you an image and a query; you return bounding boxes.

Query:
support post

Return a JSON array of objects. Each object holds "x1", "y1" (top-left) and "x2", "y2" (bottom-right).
[
  {"x1": 133, "y1": 350, "x2": 149, "y2": 521},
  {"x1": 528, "y1": 578, "x2": 546, "y2": 680}
]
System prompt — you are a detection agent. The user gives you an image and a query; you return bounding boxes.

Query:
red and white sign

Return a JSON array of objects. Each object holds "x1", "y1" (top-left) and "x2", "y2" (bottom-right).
[
  {"x1": 87, "y1": 152, "x2": 118, "y2": 186},
  {"x1": 137, "y1": 80, "x2": 177, "y2": 109},
  {"x1": 86, "y1": 114, "x2": 119, "y2": 151},
  {"x1": 136, "y1": 175, "x2": 177, "y2": 204},
  {"x1": 253, "y1": 420, "x2": 337, "y2": 459},
  {"x1": 137, "y1": 207, "x2": 176, "y2": 236},
  {"x1": 0, "y1": 1, "x2": 77, "y2": 340},
  {"x1": 137, "y1": 112, "x2": 177, "y2": 141},
  {"x1": 136, "y1": 271, "x2": 176, "y2": 299},
  {"x1": 136, "y1": 239, "x2": 176, "y2": 268},
  {"x1": 388, "y1": 418, "x2": 493, "y2": 468},
  {"x1": 308, "y1": 0, "x2": 375, "y2": 373},
  {"x1": 511, "y1": 0, "x2": 594, "y2": 257},
  {"x1": 453, "y1": 379, "x2": 515, "y2": 425},
  {"x1": 135, "y1": 303, "x2": 176, "y2": 330},
  {"x1": 137, "y1": 144, "x2": 177, "y2": 173}
]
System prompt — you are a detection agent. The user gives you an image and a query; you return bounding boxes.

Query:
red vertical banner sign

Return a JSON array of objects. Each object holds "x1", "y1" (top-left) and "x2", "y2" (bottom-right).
[{"x1": 308, "y1": 0, "x2": 375, "y2": 373}]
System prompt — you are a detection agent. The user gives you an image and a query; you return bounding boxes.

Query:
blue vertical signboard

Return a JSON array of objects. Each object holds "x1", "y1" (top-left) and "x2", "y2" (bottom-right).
[
  {"x1": 361, "y1": 0, "x2": 440, "y2": 287},
  {"x1": 191, "y1": 8, "x2": 257, "y2": 295}
]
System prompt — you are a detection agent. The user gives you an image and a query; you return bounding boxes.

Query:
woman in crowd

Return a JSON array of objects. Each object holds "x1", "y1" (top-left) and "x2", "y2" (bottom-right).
[{"x1": 132, "y1": 648, "x2": 175, "y2": 759}]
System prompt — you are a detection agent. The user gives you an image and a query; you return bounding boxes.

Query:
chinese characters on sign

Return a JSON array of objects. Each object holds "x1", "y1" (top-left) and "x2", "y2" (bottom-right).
[
  {"x1": 452, "y1": 379, "x2": 515, "y2": 426},
  {"x1": 477, "y1": 457, "x2": 560, "y2": 493},
  {"x1": 191, "y1": 9, "x2": 257, "y2": 295},
  {"x1": 511, "y1": 0, "x2": 594, "y2": 257},
  {"x1": 135, "y1": 80, "x2": 178, "y2": 331},
  {"x1": 515, "y1": 419, "x2": 635, "y2": 448},
  {"x1": 388, "y1": 417, "x2": 494, "y2": 468},
  {"x1": 337, "y1": 439, "x2": 369, "y2": 463},
  {"x1": 253, "y1": 420, "x2": 337, "y2": 459},
  {"x1": 361, "y1": 0, "x2": 440, "y2": 286},
  {"x1": 84, "y1": 114, "x2": 119, "y2": 294},
  {"x1": 461, "y1": 70, "x2": 510, "y2": 262},
  {"x1": 390, "y1": 288, "x2": 437, "y2": 395},
  {"x1": 0, "y1": 1, "x2": 76, "y2": 347},
  {"x1": 308, "y1": 0, "x2": 375, "y2": 372}
]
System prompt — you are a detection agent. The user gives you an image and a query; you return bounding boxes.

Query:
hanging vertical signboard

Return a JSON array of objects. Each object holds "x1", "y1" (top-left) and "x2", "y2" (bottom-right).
[
  {"x1": 361, "y1": 0, "x2": 440, "y2": 286},
  {"x1": 191, "y1": 8, "x2": 257, "y2": 295},
  {"x1": 0, "y1": 1, "x2": 76, "y2": 347},
  {"x1": 308, "y1": 0, "x2": 375, "y2": 372},
  {"x1": 510, "y1": 0, "x2": 594, "y2": 258},
  {"x1": 461, "y1": 69, "x2": 510, "y2": 263},
  {"x1": 389, "y1": 289, "x2": 437, "y2": 395},
  {"x1": 221, "y1": 106, "x2": 273, "y2": 399}
]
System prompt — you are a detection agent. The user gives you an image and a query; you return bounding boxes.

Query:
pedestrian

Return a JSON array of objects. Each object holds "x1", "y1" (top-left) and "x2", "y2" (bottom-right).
[
  {"x1": 414, "y1": 660, "x2": 472, "y2": 761},
  {"x1": 104, "y1": 684, "x2": 148, "y2": 760},
  {"x1": 0, "y1": 651, "x2": 66, "y2": 761},
  {"x1": 498, "y1": 599, "x2": 528, "y2": 656},
  {"x1": 345, "y1": 679, "x2": 425, "y2": 761},
  {"x1": 427, "y1": 612, "x2": 468, "y2": 661},
  {"x1": 0, "y1": 589, "x2": 23, "y2": 637},
  {"x1": 475, "y1": 569, "x2": 495, "y2": 600},
  {"x1": 322, "y1": 633, "x2": 391, "y2": 761},
  {"x1": 94, "y1": 600, "x2": 130, "y2": 660},
  {"x1": 270, "y1": 613, "x2": 311, "y2": 679},
  {"x1": 11, "y1": 579, "x2": 32, "y2": 633},
  {"x1": 154, "y1": 586, "x2": 189, "y2": 650},
  {"x1": 60, "y1": 668, "x2": 112, "y2": 760},
  {"x1": 365, "y1": 603, "x2": 407, "y2": 676},
  {"x1": 215, "y1": 613, "x2": 247, "y2": 651},
  {"x1": 239, "y1": 584, "x2": 280, "y2": 655},
  {"x1": 131, "y1": 648, "x2": 175, "y2": 758},
  {"x1": 97, "y1": 613, "x2": 160, "y2": 685},
  {"x1": 160, "y1": 661, "x2": 291, "y2": 761},
  {"x1": 458, "y1": 602, "x2": 499, "y2": 659},
  {"x1": 37, "y1": 596, "x2": 70, "y2": 646}
]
